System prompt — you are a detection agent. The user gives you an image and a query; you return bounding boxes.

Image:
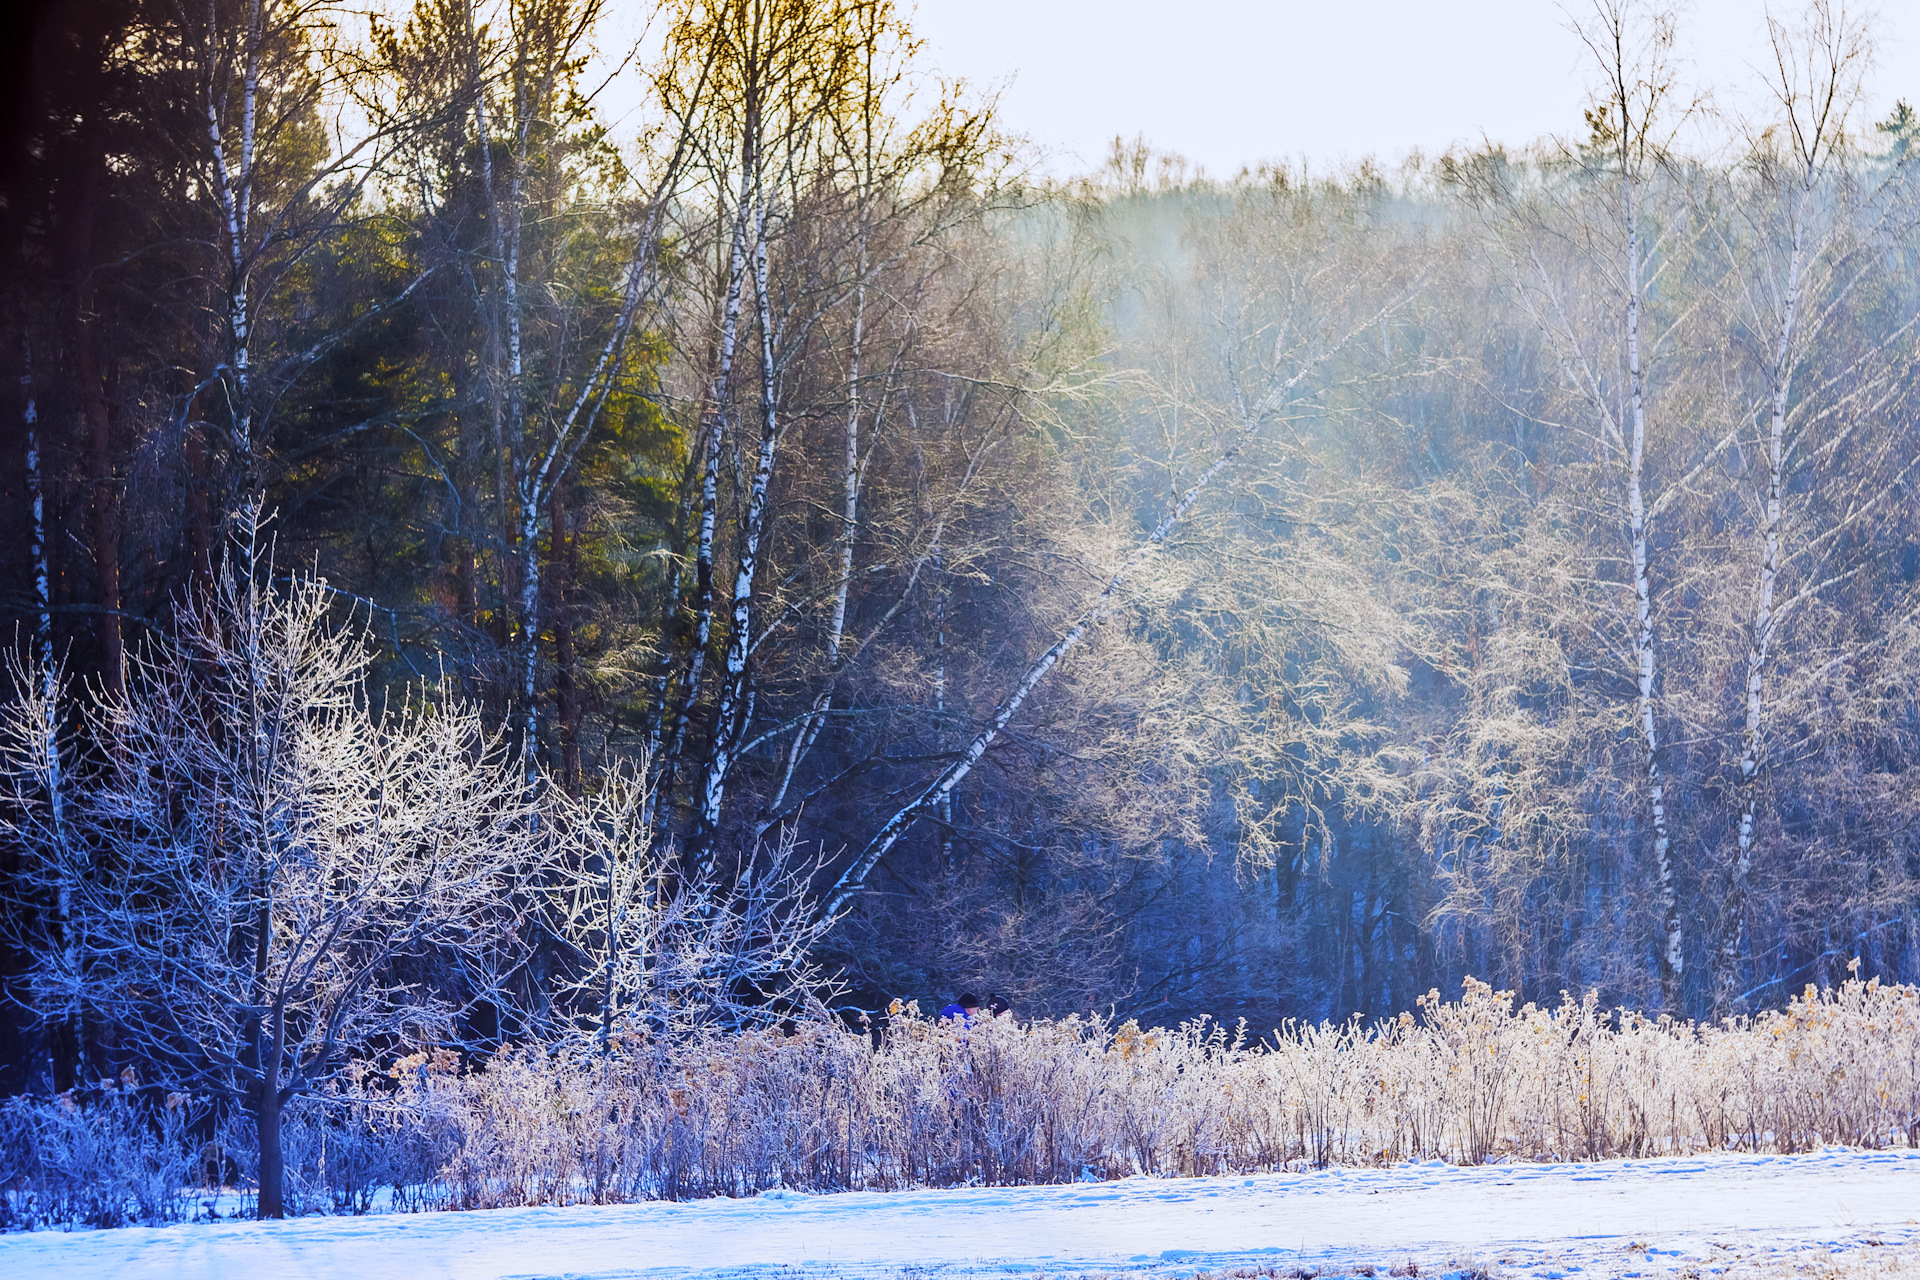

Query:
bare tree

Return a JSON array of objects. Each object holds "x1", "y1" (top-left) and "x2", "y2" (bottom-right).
[
  {"x1": 0, "y1": 533, "x2": 546, "y2": 1218},
  {"x1": 547, "y1": 760, "x2": 835, "y2": 1045},
  {"x1": 1468, "y1": 0, "x2": 1700, "y2": 1007},
  {"x1": 1708, "y1": 0, "x2": 1888, "y2": 1012},
  {"x1": 178, "y1": 0, "x2": 441, "y2": 531}
]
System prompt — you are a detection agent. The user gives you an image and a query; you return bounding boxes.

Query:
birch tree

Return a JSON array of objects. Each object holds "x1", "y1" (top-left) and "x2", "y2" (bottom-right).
[
  {"x1": 414, "y1": 0, "x2": 703, "y2": 770},
  {"x1": 1709, "y1": 1, "x2": 1920, "y2": 1010},
  {"x1": 1474, "y1": 0, "x2": 1700, "y2": 1008},
  {"x1": 646, "y1": 0, "x2": 997, "y2": 873},
  {"x1": 180, "y1": 0, "x2": 436, "y2": 535},
  {"x1": 10, "y1": 330, "x2": 85, "y2": 1084}
]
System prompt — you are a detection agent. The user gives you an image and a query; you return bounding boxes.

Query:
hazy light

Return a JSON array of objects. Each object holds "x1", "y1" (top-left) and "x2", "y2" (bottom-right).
[{"x1": 904, "y1": 0, "x2": 1919, "y2": 177}]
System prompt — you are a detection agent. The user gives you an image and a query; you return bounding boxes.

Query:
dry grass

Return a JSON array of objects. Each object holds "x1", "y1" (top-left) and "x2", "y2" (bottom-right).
[{"x1": 5, "y1": 974, "x2": 1920, "y2": 1223}]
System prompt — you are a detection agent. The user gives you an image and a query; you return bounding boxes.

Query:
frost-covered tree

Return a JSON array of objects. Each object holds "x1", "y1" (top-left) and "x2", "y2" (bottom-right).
[
  {"x1": 547, "y1": 762, "x2": 834, "y2": 1045},
  {"x1": 0, "y1": 541, "x2": 546, "y2": 1218}
]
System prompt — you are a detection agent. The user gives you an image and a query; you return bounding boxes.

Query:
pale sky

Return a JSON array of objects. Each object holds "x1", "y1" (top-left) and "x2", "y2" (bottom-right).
[
  {"x1": 585, "y1": 1, "x2": 1919, "y2": 178},
  {"x1": 905, "y1": 0, "x2": 1920, "y2": 176}
]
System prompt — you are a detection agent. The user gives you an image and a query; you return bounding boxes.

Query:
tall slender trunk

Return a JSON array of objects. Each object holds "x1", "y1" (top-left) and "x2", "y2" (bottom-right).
[
  {"x1": 693, "y1": 189, "x2": 778, "y2": 872},
  {"x1": 662, "y1": 157, "x2": 756, "y2": 795},
  {"x1": 23, "y1": 328, "x2": 80, "y2": 1083},
  {"x1": 517, "y1": 485, "x2": 543, "y2": 773},
  {"x1": 827, "y1": 244, "x2": 866, "y2": 669},
  {"x1": 933, "y1": 547, "x2": 951, "y2": 868},
  {"x1": 203, "y1": 0, "x2": 261, "y2": 531},
  {"x1": 24, "y1": 332, "x2": 51, "y2": 662},
  {"x1": 1620, "y1": 161, "x2": 1679, "y2": 1011},
  {"x1": 1716, "y1": 194, "x2": 1808, "y2": 1014},
  {"x1": 76, "y1": 324, "x2": 123, "y2": 700},
  {"x1": 765, "y1": 232, "x2": 866, "y2": 822},
  {"x1": 549, "y1": 482, "x2": 582, "y2": 796},
  {"x1": 506, "y1": 101, "x2": 533, "y2": 744}
]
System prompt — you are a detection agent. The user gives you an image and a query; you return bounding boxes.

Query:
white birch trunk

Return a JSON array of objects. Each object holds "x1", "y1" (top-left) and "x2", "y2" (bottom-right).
[
  {"x1": 1716, "y1": 195, "x2": 1808, "y2": 1013},
  {"x1": 664, "y1": 162, "x2": 756, "y2": 780},
  {"x1": 22, "y1": 338, "x2": 50, "y2": 668},
  {"x1": 694, "y1": 191, "x2": 779, "y2": 870},
  {"x1": 203, "y1": 0, "x2": 260, "y2": 497},
  {"x1": 934, "y1": 543, "x2": 951, "y2": 867},
  {"x1": 819, "y1": 448, "x2": 1240, "y2": 921},
  {"x1": 1600, "y1": 126, "x2": 1681, "y2": 1010}
]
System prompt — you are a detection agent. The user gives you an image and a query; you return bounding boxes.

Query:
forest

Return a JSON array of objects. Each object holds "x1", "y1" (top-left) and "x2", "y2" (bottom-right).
[{"x1": 2, "y1": 0, "x2": 1920, "y2": 1224}]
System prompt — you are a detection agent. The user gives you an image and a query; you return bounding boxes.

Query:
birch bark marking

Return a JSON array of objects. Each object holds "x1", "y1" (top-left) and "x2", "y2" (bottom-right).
[
  {"x1": 828, "y1": 239, "x2": 866, "y2": 680},
  {"x1": 664, "y1": 165, "x2": 755, "y2": 782},
  {"x1": 235, "y1": 0, "x2": 261, "y2": 470},
  {"x1": 204, "y1": 0, "x2": 261, "y2": 494},
  {"x1": 1621, "y1": 164, "x2": 1680, "y2": 1007},
  {"x1": 1709, "y1": 2, "x2": 1864, "y2": 1011},
  {"x1": 471, "y1": 4, "x2": 555, "y2": 765},
  {"x1": 1718, "y1": 263, "x2": 1795, "y2": 1010},
  {"x1": 503, "y1": 52, "x2": 540, "y2": 715},
  {"x1": 693, "y1": 187, "x2": 780, "y2": 872},
  {"x1": 820, "y1": 449, "x2": 1240, "y2": 922},
  {"x1": 1570, "y1": 0, "x2": 1684, "y2": 1009},
  {"x1": 934, "y1": 544, "x2": 952, "y2": 868},
  {"x1": 1716, "y1": 62, "x2": 1839, "y2": 1007},
  {"x1": 22, "y1": 335, "x2": 51, "y2": 672}
]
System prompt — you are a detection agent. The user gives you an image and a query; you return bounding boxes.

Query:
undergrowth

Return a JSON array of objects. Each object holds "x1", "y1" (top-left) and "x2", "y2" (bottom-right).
[{"x1": 5, "y1": 974, "x2": 1919, "y2": 1226}]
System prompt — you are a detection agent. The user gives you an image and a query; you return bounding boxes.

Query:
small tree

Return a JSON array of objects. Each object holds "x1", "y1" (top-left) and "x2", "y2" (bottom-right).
[
  {"x1": 0, "y1": 553, "x2": 545, "y2": 1218},
  {"x1": 547, "y1": 762, "x2": 834, "y2": 1046}
]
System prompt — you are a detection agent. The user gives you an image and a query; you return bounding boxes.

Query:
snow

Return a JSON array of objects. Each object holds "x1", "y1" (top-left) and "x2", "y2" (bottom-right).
[{"x1": 4, "y1": 1148, "x2": 1918, "y2": 1279}]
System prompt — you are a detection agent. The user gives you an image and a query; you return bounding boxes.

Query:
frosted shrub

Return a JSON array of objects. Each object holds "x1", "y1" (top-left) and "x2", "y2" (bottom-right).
[
  {"x1": 6, "y1": 973, "x2": 1919, "y2": 1225},
  {"x1": 0, "y1": 1086, "x2": 202, "y2": 1229}
]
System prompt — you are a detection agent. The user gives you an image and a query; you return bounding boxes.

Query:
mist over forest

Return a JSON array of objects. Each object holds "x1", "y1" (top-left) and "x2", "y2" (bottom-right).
[{"x1": 1, "y1": 0, "x2": 1919, "y2": 1188}]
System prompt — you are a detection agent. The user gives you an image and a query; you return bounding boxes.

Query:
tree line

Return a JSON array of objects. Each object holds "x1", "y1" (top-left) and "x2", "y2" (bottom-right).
[{"x1": 2, "y1": 0, "x2": 1919, "y2": 1168}]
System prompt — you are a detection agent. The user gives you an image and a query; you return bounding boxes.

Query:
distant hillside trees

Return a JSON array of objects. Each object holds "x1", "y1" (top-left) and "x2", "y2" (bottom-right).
[{"x1": 2, "y1": 0, "x2": 1919, "y2": 1123}]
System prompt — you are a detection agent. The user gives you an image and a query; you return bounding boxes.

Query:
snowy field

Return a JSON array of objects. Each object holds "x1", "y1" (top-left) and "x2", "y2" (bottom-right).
[{"x1": 4, "y1": 1148, "x2": 1919, "y2": 1280}]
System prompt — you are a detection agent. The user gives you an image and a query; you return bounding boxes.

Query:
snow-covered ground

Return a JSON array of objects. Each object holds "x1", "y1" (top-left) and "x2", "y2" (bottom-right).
[{"x1": 4, "y1": 1148, "x2": 1918, "y2": 1280}]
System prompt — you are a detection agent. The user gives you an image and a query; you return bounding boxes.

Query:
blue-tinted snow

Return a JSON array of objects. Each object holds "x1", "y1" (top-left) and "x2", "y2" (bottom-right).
[{"x1": 1, "y1": 1147, "x2": 1916, "y2": 1279}]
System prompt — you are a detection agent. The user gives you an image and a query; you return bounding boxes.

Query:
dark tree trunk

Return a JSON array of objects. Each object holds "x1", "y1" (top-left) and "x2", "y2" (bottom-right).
[
  {"x1": 75, "y1": 321, "x2": 122, "y2": 699},
  {"x1": 549, "y1": 480, "x2": 581, "y2": 796},
  {"x1": 454, "y1": 407, "x2": 481, "y2": 634},
  {"x1": 185, "y1": 422, "x2": 213, "y2": 591},
  {"x1": 254, "y1": 1061, "x2": 285, "y2": 1219}
]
